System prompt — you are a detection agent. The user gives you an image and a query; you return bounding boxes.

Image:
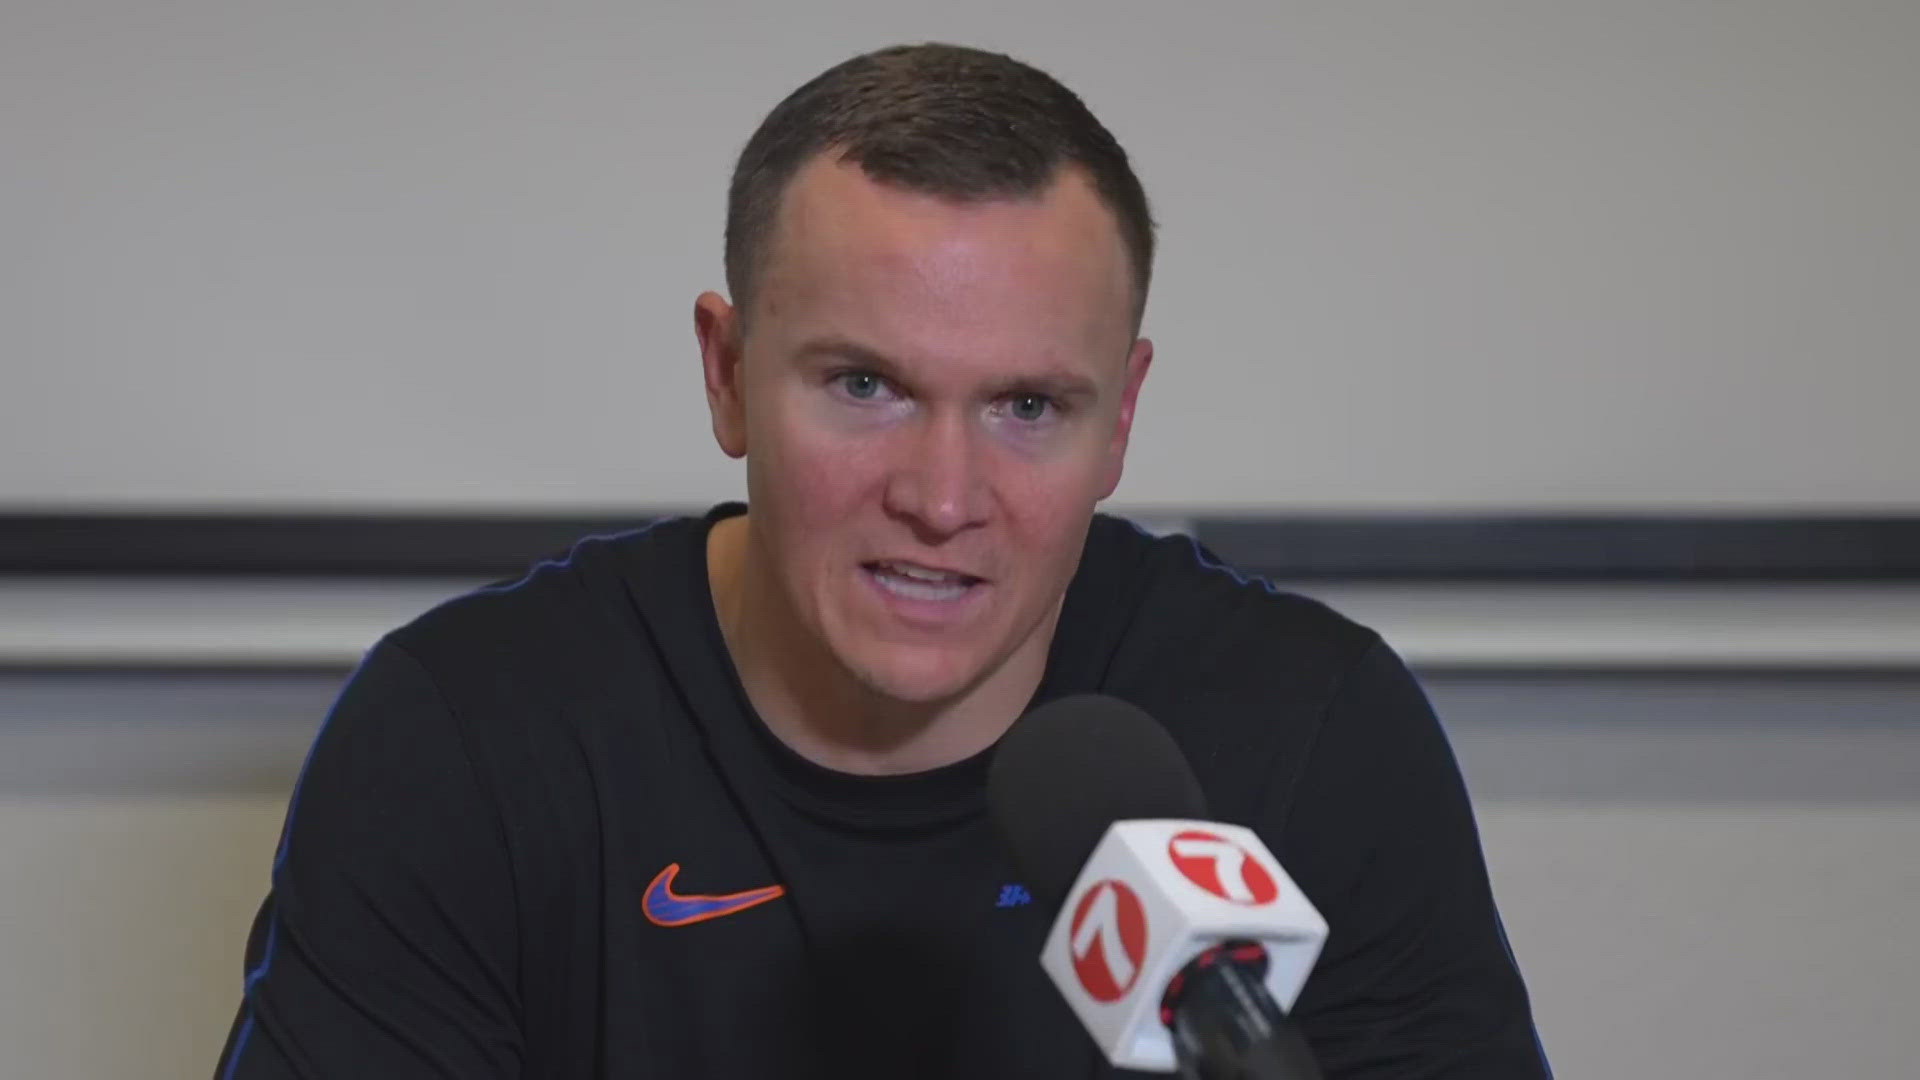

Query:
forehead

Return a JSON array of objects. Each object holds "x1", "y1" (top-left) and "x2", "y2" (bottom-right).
[{"x1": 753, "y1": 155, "x2": 1136, "y2": 371}]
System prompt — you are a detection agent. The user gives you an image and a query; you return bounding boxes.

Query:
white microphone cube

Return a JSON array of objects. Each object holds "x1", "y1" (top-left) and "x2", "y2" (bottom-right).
[{"x1": 1038, "y1": 819, "x2": 1328, "y2": 1072}]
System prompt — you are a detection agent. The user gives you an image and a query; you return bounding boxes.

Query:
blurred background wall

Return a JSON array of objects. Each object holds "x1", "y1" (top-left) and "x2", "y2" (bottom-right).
[
  {"x1": 3, "y1": 2, "x2": 1917, "y2": 1078},
  {"x1": 8, "y1": 0, "x2": 1917, "y2": 514}
]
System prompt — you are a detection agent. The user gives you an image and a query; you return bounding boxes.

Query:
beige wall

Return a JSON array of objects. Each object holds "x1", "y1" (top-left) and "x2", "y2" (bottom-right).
[
  {"x1": 0, "y1": 797, "x2": 282, "y2": 1079},
  {"x1": 1484, "y1": 803, "x2": 1920, "y2": 1079}
]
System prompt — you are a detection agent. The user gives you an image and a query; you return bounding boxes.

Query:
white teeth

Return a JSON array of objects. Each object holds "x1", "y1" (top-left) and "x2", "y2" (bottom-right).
[
  {"x1": 879, "y1": 561, "x2": 966, "y2": 584},
  {"x1": 870, "y1": 564, "x2": 972, "y2": 601}
]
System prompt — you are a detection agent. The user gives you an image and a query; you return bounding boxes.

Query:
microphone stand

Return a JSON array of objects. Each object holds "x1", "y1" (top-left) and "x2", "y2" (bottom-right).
[{"x1": 1160, "y1": 942, "x2": 1324, "y2": 1080}]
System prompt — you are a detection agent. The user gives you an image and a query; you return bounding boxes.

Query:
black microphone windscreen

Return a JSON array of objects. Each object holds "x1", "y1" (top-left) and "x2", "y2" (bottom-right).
[{"x1": 987, "y1": 693, "x2": 1207, "y2": 910}]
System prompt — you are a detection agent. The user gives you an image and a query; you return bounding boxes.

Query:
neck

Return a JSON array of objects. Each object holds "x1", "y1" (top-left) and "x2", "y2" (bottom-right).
[{"x1": 707, "y1": 512, "x2": 1057, "y2": 777}]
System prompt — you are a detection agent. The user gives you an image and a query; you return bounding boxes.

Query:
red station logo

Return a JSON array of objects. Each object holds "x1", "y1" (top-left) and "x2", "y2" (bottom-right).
[
  {"x1": 1167, "y1": 830, "x2": 1280, "y2": 905},
  {"x1": 1068, "y1": 879, "x2": 1149, "y2": 1002}
]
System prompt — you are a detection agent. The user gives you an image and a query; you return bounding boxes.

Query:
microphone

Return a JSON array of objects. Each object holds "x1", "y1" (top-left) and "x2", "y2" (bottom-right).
[{"x1": 988, "y1": 694, "x2": 1328, "y2": 1078}]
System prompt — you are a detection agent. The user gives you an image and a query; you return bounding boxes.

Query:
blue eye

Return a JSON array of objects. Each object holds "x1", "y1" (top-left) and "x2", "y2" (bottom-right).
[
  {"x1": 1007, "y1": 393, "x2": 1052, "y2": 422},
  {"x1": 840, "y1": 372, "x2": 884, "y2": 400}
]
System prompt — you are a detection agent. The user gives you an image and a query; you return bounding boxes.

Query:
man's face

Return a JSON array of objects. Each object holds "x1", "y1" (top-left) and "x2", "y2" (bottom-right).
[{"x1": 696, "y1": 155, "x2": 1152, "y2": 705}]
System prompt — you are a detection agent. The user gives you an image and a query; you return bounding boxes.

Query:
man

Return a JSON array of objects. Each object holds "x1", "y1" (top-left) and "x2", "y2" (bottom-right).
[{"x1": 217, "y1": 43, "x2": 1548, "y2": 1079}]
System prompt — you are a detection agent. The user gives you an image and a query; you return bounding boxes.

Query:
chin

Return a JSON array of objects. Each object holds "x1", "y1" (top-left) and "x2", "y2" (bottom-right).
[{"x1": 842, "y1": 645, "x2": 985, "y2": 706}]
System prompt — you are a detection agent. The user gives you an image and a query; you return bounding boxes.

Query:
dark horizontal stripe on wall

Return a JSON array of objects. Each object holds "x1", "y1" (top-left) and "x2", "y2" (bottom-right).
[
  {"x1": 0, "y1": 512, "x2": 675, "y2": 577},
  {"x1": 1, "y1": 511, "x2": 1917, "y2": 581},
  {"x1": 1195, "y1": 515, "x2": 1920, "y2": 582}
]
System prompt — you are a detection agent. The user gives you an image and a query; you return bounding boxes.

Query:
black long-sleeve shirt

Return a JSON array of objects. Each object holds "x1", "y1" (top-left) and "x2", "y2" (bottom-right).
[{"x1": 216, "y1": 503, "x2": 1550, "y2": 1079}]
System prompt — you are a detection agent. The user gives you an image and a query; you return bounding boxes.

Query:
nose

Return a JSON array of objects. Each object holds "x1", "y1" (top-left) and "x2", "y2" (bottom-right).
[{"x1": 881, "y1": 410, "x2": 990, "y2": 541}]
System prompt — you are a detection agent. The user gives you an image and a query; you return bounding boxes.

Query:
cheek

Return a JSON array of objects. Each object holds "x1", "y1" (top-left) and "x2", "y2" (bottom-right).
[
  {"x1": 990, "y1": 460, "x2": 1104, "y2": 576},
  {"x1": 992, "y1": 420, "x2": 1116, "y2": 504},
  {"x1": 748, "y1": 396, "x2": 886, "y2": 552}
]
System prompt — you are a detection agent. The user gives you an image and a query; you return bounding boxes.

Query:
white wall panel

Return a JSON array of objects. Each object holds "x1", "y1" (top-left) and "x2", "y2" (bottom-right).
[{"x1": 6, "y1": 1, "x2": 1916, "y2": 512}]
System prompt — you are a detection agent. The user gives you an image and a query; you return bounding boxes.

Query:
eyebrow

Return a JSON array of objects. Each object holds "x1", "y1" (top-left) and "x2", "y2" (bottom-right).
[
  {"x1": 792, "y1": 337, "x2": 898, "y2": 373},
  {"x1": 791, "y1": 337, "x2": 1102, "y2": 402}
]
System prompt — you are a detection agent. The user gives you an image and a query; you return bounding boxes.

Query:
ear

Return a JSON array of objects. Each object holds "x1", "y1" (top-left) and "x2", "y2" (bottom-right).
[
  {"x1": 1096, "y1": 336, "x2": 1154, "y2": 500},
  {"x1": 694, "y1": 291, "x2": 748, "y2": 459}
]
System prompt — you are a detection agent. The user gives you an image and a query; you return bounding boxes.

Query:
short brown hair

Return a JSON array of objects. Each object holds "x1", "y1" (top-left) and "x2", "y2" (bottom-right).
[{"x1": 724, "y1": 43, "x2": 1156, "y2": 328}]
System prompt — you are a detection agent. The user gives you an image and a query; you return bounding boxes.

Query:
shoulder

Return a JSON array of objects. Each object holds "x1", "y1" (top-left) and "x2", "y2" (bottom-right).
[
  {"x1": 1081, "y1": 515, "x2": 1390, "y2": 820},
  {"x1": 1086, "y1": 514, "x2": 1381, "y2": 693},
  {"x1": 355, "y1": 516, "x2": 711, "y2": 846},
  {"x1": 381, "y1": 516, "x2": 693, "y2": 715}
]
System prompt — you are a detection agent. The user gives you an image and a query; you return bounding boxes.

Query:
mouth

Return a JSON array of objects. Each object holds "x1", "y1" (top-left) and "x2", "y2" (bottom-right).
[{"x1": 861, "y1": 560, "x2": 987, "y2": 604}]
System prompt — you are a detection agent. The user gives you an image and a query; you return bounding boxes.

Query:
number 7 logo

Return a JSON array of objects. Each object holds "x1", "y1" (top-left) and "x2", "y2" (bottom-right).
[
  {"x1": 1168, "y1": 830, "x2": 1279, "y2": 905},
  {"x1": 1068, "y1": 879, "x2": 1148, "y2": 1001}
]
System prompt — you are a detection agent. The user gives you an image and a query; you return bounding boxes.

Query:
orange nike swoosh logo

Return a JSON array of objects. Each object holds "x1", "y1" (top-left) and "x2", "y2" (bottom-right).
[{"x1": 642, "y1": 863, "x2": 786, "y2": 927}]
